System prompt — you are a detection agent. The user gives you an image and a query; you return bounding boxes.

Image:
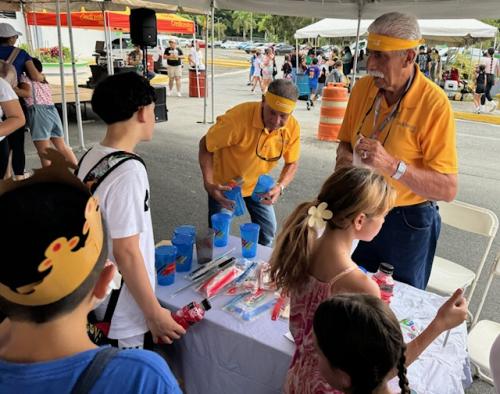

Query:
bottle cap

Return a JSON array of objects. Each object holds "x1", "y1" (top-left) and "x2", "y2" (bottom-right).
[
  {"x1": 201, "y1": 298, "x2": 212, "y2": 311},
  {"x1": 379, "y1": 262, "x2": 394, "y2": 275}
]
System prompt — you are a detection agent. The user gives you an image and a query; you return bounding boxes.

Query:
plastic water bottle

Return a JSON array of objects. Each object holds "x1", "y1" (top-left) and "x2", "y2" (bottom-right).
[
  {"x1": 172, "y1": 299, "x2": 212, "y2": 330},
  {"x1": 372, "y1": 263, "x2": 395, "y2": 304}
]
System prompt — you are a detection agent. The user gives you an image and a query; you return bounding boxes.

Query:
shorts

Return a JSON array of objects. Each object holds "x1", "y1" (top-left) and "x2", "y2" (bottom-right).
[
  {"x1": 27, "y1": 105, "x2": 63, "y2": 141},
  {"x1": 475, "y1": 85, "x2": 485, "y2": 94},
  {"x1": 167, "y1": 65, "x2": 182, "y2": 78}
]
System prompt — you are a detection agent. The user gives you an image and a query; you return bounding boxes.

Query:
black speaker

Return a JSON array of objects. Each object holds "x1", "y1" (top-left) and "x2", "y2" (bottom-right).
[
  {"x1": 130, "y1": 8, "x2": 157, "y2": 47},
  {"x1": 154, "y1": 86, "x2": 167, "y2": 122}
]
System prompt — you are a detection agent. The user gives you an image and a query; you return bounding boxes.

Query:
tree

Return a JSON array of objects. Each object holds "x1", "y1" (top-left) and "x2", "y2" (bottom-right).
[
  {"x1": 213, "y1": 22, "x2": 227, "y2": 41},
  {"x1": 232, "y1": 11, "x2": 255, "y2": 40}
]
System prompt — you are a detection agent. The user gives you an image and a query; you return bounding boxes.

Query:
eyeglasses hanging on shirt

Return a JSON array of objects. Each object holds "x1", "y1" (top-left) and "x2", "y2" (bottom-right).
[
  {"x1": 355, "y1": 71, "x2": 415, "y2": 145},
  {"x1": 255, "y1": 128, "x2": 284, "y2": 162}
]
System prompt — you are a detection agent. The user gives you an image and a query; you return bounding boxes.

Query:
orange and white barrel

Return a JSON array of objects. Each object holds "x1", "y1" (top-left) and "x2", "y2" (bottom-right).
[{"x1": 317, "y1": 83, "x2": 349, "y2": 142}]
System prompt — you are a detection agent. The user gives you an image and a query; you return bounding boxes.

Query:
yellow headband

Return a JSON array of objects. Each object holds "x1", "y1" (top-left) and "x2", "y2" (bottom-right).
[
  {"x1": 367, "y1": 33, "x2": 424, "y2": 52},
  {"x1": 0, "y1": 150, "x2": 104, "y2": 306},
  {"x1": 265, "y1": 91, "x2": 296, "y2": 114}
]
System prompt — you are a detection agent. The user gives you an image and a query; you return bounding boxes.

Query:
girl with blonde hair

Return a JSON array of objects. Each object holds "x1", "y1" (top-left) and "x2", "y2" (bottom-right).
[{"x1": 270, "y1": 166, "x2": 468, "y2": 393}]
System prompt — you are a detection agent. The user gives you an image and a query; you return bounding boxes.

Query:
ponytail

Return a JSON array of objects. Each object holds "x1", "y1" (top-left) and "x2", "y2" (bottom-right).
[{"x1": 269, "y1": 201, "x2": 317, "y2": 293}]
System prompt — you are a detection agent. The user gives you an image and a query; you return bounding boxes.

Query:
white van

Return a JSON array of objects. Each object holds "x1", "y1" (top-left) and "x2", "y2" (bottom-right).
[{"x1": 109, "y1": 33, "x2": 178, "y2": 62}]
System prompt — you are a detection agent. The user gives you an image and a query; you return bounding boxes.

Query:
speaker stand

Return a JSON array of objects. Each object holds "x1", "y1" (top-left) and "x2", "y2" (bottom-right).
[{"x1": 141, "y1": 46, "x2": 148, "y2": 79}]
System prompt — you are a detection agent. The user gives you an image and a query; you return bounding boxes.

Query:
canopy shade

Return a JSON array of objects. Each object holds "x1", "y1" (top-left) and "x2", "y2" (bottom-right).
[
  {"x1": 294, "y1": 18, "x2": 497, "y2": 44},
  {"x1": 26, "y1": 9, "x2": 195, "y2": 34},
  {"x1": 139, "y1": 0, "x2": 500, "y2": 19}
]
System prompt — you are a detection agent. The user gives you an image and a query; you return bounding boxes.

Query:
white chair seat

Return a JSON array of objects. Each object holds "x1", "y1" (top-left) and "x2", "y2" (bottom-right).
[
  {"x1": 426, "y1": 256, "x2": 475, "y2": 295},
  {"x1": 468, "y1": 320, "x2": 500, "y2": 375}
]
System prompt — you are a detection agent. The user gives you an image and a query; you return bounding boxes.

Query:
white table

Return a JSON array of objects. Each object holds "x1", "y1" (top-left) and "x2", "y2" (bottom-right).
[{"x1": 156, "y1": 236, "x2": 471, "y2": 394}]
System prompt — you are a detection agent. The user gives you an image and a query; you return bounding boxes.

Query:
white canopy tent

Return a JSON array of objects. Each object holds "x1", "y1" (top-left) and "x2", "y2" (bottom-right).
[{"x1": 294, "y1": 18, "x2": 498, "y2": 44}]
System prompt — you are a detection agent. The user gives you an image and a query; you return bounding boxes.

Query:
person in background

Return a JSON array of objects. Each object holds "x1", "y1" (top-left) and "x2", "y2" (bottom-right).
[
  {"x1": 0, "y1": 76, "x2": 25, "y2": 178},
  {"x1": 0, "y1": 23, "x2": 44, "y2": 181},
  {"x1": 306, "y1": 57, "x2": 321, "y2": 109},
  {"x1": 478, "y1": 47, "x2": 499, "y2": 112},
  {"x1": 164, "y1": 39, "x2": 183, "y2": 97},
  {"x1": 261, "y1": 48, "x2": 274, "y2": 94},
  {"x1": 199, "y1": 79, "x2": 300, "y2": 246},
  {"x1": 325, "y1": 60, "x2": 345, "y2": 85},
  {"x1": 0, "y1": 174, "x2": 182, "y2": 393},
  {"x1": 188, "y1": 40, "x2": 205, "y2": 71},
  {"x1": 269, "y1": 166, "x2": 467, "y2": 394},
  {"x1": 336, "y1": 12, "x2": 458, "y2": 290},
  {"x1": 342, "y1": 46, "x2": 353, "y2": 76},
  {"x1": 250, "y1": 49, "x2": 263, "y2": 94},
  {"x1": 282, "y1": 54, "x2": 292, "y2": 80},
  {"x1": 127, "y1": 45, "x2": 143, "y2": 68},
  {"x1": 473, "y1": 64, "x2": 487, "y2": 114},
  {"x1": 317, "y1": 58, "x2": 327, "y2": 98},
  {"x1": 248, "y1": 49, "x2": 257, "y2": 86},
  {"x1": 416, "y1": 45, "x2": 431, "y2": 77},
  {"x1": 20, "y1": 58, "x2": 77, "y2": 167},
  {"x1": 429, "y1": 48, "x2": 442, "y2": 84},
  {"x1": 356, "y1": 49, "x2": 367, "y2": 73}
]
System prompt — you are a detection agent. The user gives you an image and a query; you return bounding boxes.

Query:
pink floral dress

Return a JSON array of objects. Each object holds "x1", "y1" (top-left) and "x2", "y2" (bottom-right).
[{"x1": 284, "y1": 268, "x2": 356, "y2": 394}]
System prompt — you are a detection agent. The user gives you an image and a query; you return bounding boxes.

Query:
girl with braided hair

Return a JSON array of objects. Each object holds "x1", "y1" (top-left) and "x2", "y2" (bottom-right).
[
  {"x1": 269, "y1": 166, "x2": 468, "y2": 393},
  {"x1": 314, "y1": 294, "x2": 410, "y2": 394}
]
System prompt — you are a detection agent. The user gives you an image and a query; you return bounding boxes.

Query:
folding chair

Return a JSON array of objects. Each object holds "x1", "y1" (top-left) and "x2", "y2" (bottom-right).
[
  {"x1": 468, "y1": 252, "x2": 500, "y2": 384},
  {"x1": 426, "y1": 200, "x2": 498, "y2": 302}
]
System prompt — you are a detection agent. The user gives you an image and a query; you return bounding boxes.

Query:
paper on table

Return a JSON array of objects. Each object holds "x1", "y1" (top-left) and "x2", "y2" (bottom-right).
[{"x1": 284, "y1": 331, "x2": 294, "y2": 343}]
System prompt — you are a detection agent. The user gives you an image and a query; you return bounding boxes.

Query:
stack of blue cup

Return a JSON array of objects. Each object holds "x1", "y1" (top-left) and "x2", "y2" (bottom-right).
[{"x1": 172, "y1": 225, "x2": 196, "y2": 272}]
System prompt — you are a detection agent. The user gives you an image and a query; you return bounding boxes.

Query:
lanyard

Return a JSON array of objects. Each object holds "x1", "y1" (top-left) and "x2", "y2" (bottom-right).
[{"x1": 370, "y1": 72, "x2": 414, "y2": 141}]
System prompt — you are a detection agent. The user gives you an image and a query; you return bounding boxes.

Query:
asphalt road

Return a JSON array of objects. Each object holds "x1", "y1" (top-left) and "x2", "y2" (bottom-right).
[{"x1": 24, "y1": 64, "x2": 500, "y2": 393}]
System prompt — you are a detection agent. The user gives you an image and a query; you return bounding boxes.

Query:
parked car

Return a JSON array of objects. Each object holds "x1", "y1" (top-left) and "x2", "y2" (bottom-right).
[
  {"x1": 221, "y1": 40, "x2": 240, "y2": 49},
  {"x1": 238, "y1": 41, "x2": 252, "y2": 50},
  {"x1": 274, "y1": 44, "x2": 294, "y2": 55}
]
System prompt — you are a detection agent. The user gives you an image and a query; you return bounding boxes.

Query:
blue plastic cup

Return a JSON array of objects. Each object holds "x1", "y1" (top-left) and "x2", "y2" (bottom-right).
[
  {"x1": 223, "y1": 186, "x2": 246, "y2": 216},
  {"x1": 155, "y1": 245, "x2": 177, "y2": 286},
  {"x1": 211, "y1": 212, "x2": 232, "y2": 247},
  {"x1": 240, "y1": 223, "x2": 260, "y2": 259},
  {"x1": 172, "y1": 233, "x2": 194, "y2": 272},
  {"x1": 251, "y1": 175, "x2": 275, "y2": 202}
]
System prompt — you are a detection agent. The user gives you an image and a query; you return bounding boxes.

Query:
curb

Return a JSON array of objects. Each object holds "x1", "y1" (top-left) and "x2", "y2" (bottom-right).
[{"x1": 454, "y1": 111, "x2": 500, "y2": 125}]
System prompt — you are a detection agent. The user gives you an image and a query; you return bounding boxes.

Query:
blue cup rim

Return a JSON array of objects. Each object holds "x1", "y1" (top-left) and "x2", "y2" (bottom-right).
[
  {"x1": 240, "y1": 223, "x2": 260, "y2": 232},
  {"x1": 211, "y1": 212, "x2": 233, "y2": 222},
  {"x1": 257, "y1": 174, "x2": 274, "y2": 187},
  {"x1": 155, "y1": 245, "x2": 178, "y2": 255}
]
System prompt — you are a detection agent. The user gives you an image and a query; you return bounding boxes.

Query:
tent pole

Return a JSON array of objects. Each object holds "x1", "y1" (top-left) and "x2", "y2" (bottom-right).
[
  {"x1": 210, "y1": 2, "x2": 215, "y2": 123},
  {"x1": 103, "y1": 8, "x2": 113, "y2": 76},
  {"x1": 203, "y1": 14, "x2": 208, "y2": 124},
  {"x1": 351, "y1": 8, "x2": 361, "y2": 88},
  {"x1": 193, "y1": 33, "x2": 200, "y2": 98},
  {"x1": 20, "y1": 3, "x2": 34, "y2": 54},
  {"x1": 65, "y1": 0, "x2": 85, "y2": 151},
  {"x1": 55, "y1": 0, "x2": 69, "y2": 145}
]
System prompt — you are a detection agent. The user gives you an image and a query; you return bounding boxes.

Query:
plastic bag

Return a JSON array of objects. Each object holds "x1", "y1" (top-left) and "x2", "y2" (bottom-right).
[
  {"x1": 226, "y1": 261, "x2": 260, "y2": 295},
  {"x1": 197, "y1": 265, "x2": 243, "y2": 298},
  {"x1": 223, "y1": 290, "x2": 277, "y2": 322}
]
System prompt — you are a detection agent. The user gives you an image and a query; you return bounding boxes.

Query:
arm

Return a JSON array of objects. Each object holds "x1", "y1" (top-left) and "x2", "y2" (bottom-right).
[
  {"x1": 261, "y1": 161, "x2": 298, "y2": 205},
  {"x1": 403, "y1": 288, "x2": 467, "y2": 368},
  {"x1": 113, "y1": 235, "x2": 185, "y2": 343},
  {"x1": 25, "y1": 60, "x2": 45, "y2": 82},
  {"x1": 335, "y1": 141, "x2": 353, "y2": 170},
  {"x1": 198, "y1": 135, "x2": 233, "y2": 209},
  {"x1": 0, "y1": 100, "x2": 25, "y2": 137},
  {"x1": 13, "y1": 82, "x2": 31, "y2": 99}
]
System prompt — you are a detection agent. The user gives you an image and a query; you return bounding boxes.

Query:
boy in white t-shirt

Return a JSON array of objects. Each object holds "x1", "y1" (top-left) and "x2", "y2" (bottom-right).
[{"x1": 76, "y1": 72, "x2": 185, "y2": 349}]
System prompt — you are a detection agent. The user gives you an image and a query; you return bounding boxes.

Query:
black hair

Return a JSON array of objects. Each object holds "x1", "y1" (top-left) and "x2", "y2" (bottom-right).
[
  {"x1": 0, "y1": 182, "x2": 107, "y2": 323},
  {"x1": 312, "y1": 57, "x2": 319, "y2": 65},
  {"x1": 479, "y1": 64, "x2": 486, "y2": 71},
  {"x1": 31, "y1": 57, "x2": 43, "y2": 73},
  {"x1": 488, "y1": 47, "x2": 495, "y2": 56},
  {"x1": 419, "y1": 45, "x2": 425, "y2": 51},
  {"x1": 91, "y1": 72, "x2": 156, "y2": 125},
  {"x1": 313, "y1": 294, "x2": 410, "y2": 394}
]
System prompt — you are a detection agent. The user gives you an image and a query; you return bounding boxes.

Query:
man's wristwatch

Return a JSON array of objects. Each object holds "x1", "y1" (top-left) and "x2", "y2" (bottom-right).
[
  {"x1": 392, "y1": 160, "x2": 407, "y2": 180},
  {"x1": 276, "y1": 182, "x2": 285, "y2": 196}
]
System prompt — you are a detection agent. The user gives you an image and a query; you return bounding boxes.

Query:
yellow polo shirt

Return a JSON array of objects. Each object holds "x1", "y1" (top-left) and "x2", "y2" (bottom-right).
[
  {"x1": 205, "y1": 101, "x2": 301, "y2": 197},
  {"x1": 338, "y1": 66, "x2": 458, "y2": 207}
]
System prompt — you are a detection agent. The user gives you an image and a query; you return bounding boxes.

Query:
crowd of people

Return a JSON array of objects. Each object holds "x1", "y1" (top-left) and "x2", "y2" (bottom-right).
[{"x1": 0, "y1": 11, "x2": 499, "y2": 394}]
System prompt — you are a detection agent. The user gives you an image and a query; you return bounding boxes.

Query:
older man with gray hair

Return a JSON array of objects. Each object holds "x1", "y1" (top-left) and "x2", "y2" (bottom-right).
[{"x1": 335, "y1": 12, "x2": 458, "y2": 289}]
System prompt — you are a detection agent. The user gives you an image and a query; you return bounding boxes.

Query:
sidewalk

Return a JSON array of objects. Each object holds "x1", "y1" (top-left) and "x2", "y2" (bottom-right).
[{"x1": 451, "y1": 98, "x2": 500, "y2": 126}]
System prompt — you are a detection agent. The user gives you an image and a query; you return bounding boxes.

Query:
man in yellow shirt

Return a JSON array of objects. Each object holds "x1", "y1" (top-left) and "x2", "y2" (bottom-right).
[
  {"x1": 199, "y1": 79, "x2": 300, "y2": 246},
  {"x1": 335, "y1": 12, "x2": 458, "y2": 289}
]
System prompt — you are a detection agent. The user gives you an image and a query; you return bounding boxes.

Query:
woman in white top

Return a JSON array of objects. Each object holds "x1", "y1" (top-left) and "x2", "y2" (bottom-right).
[
  {"x1": 188, "y1": 40, "x2": 205, "y2": 71},
  {"x1": 0, "y1": 77, "x2": 26, "y2": 178},
  {"x1": 479, "y1": 47, "x2": 500, "y2": 113}
]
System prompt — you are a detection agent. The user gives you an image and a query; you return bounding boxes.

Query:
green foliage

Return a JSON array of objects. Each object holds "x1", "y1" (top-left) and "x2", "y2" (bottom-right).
[
  {"x1": 450, "y1": 52, "x2": 475, "y2": 81},
  {"x1": 36, "y1": 46, "x2": 73, "y2": 64}
]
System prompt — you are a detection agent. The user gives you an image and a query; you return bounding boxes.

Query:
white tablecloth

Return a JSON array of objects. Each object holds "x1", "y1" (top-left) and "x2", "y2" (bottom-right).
[{"x1": 156, "y1": 236, "x2": 471, "y2": 394}]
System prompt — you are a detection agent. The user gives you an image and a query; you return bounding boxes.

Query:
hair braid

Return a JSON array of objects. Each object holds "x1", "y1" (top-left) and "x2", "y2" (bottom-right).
[{"x1": 397, "y1": 344, "x2": 410, "y2": 394}]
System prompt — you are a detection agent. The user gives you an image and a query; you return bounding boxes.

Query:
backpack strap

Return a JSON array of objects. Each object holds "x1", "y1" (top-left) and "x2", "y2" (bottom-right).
[
  {"x1": 71, "y1": 347, "x2": 121, "y2": 394},
  {"x1": 74, "y1": 147, "x2": 93, "y2": 177},
  {"x1": 6, "y1": 47, "x2": 20, "y2": 65},
  {"x1": 78, "y1": 149, "x2": 146, "y2": 194},
  {"x1": 103, "y1": 278, "x2": 123, "y2": 323}
]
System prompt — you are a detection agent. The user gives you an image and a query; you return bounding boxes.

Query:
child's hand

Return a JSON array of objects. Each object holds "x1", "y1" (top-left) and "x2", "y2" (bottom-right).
[
  {"x1": 146, "y1": 307, "x2": 186, "y2": 344},
  {"x1": 434, "y1": 288, "x2": 468, "y2": 332}
]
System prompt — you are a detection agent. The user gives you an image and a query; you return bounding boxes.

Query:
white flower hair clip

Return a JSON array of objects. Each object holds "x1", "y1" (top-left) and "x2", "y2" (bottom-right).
[{"x1": 307, "y1": 202, "x2": 333, "y2": 231}]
